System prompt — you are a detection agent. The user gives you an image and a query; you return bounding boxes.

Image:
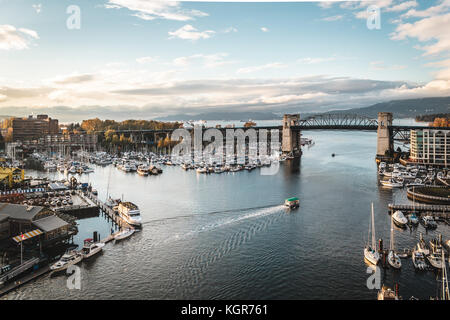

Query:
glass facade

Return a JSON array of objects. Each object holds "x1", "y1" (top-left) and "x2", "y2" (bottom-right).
[{"x1": 410, "y1": 129, "x2": 450, "y2": 166}]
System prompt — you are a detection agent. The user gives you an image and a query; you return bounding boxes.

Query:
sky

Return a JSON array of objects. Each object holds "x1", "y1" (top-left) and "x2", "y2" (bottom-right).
[{"x1": 0, "y1": 0, "x2": 450, "y2": 122}]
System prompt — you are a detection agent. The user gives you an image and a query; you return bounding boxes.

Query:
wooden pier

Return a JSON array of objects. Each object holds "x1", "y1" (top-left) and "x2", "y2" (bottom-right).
[
  {"x1": 0, "y1": 265, "x2": 50, "y2": 297},
  {"x1": 388, "y1": 203, "x2": 450, "y2": 217},
  {"x1": 81, "y1": 190, "x2": 131, "y2": 231}
]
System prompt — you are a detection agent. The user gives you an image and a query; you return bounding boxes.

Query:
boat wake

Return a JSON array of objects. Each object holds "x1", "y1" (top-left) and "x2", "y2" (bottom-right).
[
  {"x1": 161, "y1": 205, "x2": 284, "y2": 245},
  {"x1": 169, "y1": 205, "x2": 285, "y2": 294}
]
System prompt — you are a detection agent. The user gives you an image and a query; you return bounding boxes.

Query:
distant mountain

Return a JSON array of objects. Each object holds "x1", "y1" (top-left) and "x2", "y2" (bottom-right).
[
  {"x1": 156, "y1": 111, "x2": 282, "y2": 121},
  {"x1": 326, "y1": 96, "x2": 450, "y2": 118}
]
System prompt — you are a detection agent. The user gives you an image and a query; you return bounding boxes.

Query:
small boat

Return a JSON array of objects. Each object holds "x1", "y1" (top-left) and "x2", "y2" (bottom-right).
[
  {"x1": 50, "y1": 250, "x2": 83, "y2": 272},
  {"x1": 114, "y1": 228, "x2": 135, "y2": 241},
  {"x1": 377, "y1": 285, "x2": 400, "y2": 300},
  {"x1": 408, "y1": 213, "x2": 419, "y2": 226},
  {"x1": 388, "y1": 215, "x2": 401, "y2": 269},
  {"x1": 428, "y1": 250, "x2": 445, "y2": 269},
  {"x1": 364, "y1": 203, "x2": 380, "y2": 266},
  {"x1": 422, "y1": 215, "x2": 437, "y2": 229},
  {"x1": 380, "y1": 178, "x2": 403, "y2": 188},
  {"x1": 412, "y1": 249, "x2": 427, "y2": 270},
  {"x1": 117, "y1": 202, "x2": 142, "y2": 226},
  {"x1": 417, "y1": 233, "x2": 430, "y2": 256},
  {"x1": 284, "y1": 197, "x2": 300, "y2": 209},
  {"x1": 81, "y1": 238, "x2": 105, "y2": 258},
  {"x1": 392, "y1": 210, "x2": 408, "y2": 228},
  {"x1": 137, "y1": 167, "x2": 149, "y2": 176}
]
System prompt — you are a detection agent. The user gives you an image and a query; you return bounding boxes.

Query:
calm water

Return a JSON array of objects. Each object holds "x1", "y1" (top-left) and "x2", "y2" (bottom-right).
[{"x1": 4, "y1": 119, "x2": 447, "y2": 300}]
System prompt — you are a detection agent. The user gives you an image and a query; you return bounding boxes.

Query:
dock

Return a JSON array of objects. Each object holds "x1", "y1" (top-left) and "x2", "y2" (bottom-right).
[
  {"x1": 82, "y1": 190, "x2": 131, "y2": 230},
  {"x1": 0, "y1": 265, "x2": 50, "y2": 297},
  {"x1": 388, "y1": 203, "x2": 450, "y2": 217}
]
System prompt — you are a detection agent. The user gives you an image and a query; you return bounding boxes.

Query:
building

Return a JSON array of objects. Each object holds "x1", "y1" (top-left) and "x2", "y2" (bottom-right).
[
  {"x1": 0, "y1": 203, "x2": 69, "y2": 245},
  {"x1": 410, "y1": 129, "x2": 450, "y2": 166},
  {"x1": 21, "y1": 133, "x2": 98, "y2": 153},
  {"x1": 2, "y1": 115, "x2": 59, "y2": 141}
]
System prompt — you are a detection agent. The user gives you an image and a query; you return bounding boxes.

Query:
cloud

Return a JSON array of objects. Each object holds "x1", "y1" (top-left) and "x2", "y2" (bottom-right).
[
  {"x1": 318, "y1": 2, "x2": 334, "y2": 9},
  {"x1": 136, "y1": 56, "x2": 157, "y2": 64},
  {"x1": 105, "y1": 0, "x2": 208, "y2": 21},
  {"x1": 172, "y1": 53, "x2": 232, "y2": 68},
  {"x1": 223, "y1": 27, "x2": 238, "y2": 33},
  {"x1": 391, "y1": 12, "x2": 450, "y2": 56},
  {"x1": 32, "y1": 4, "x2": 42, "y2": 14},
  {"x1": 51, "y1": 73, "x2": 97, "y2": 85},
  {"x1": 385, "y1": 0, "x2": 417, "y2": 12},
  {"x1": 236, "y1": 62, "x2": 286, "y2": 74},
  {"x1": 260, "y1": 27, "x2": 269, "y2": 32},
  {"x1": 297, "y1": 57, "x2": 336, "y2": 64},
  {"x1": 321, "y1": 15, "x2": 344, "y2": 22},
  {"x1": 369, "y1": 61, "x2": 407, "y2": 70},
  {"x1": 0, "y1": 25, "x2": 39, "y2": 50},
  {"x1": 1, "y1": 75, "x2": 447, "y2": 121},
  {"x1": 168, "y1": 24, "x2": 215, "y2": 41}
]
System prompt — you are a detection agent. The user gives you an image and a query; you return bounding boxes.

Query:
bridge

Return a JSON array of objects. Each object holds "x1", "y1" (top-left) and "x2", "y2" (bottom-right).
[{"x1": 95, "y1": 112, "x2": 449, "y2": 159}]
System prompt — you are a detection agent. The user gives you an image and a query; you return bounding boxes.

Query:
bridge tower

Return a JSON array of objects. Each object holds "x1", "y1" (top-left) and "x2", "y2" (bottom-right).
[
  {"x1": 376, "y1": 112, "x2": 393, "y2": 157},
  {"x1": 282, "y1": 114, "x2": 301, "y2": 157}
]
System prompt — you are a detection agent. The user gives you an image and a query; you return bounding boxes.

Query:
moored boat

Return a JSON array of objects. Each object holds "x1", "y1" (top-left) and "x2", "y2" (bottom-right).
[
  {"x1": 392, "y1": 210, "x2": 408, "y2": 228},
  {"x1": 114, "y1": 228, "x2": 135, "y2": 241},
  {"x1": 81, "y1": 238, "x2": 105, "y2": 259},
  {"x1": 364, "y1": 203, "x2": 380, "y2": 266},
  {"x1": 50, "y1": 250, "x2": 83, "y2": 272}
]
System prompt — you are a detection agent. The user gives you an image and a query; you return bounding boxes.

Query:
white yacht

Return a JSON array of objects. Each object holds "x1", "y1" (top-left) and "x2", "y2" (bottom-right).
[
  {"x1": 50, "y1": 250, "x2": 83, "y2": 272},
  {"x1": 81, "y1": 238, "x2": 105, "y2": 259},
  {"x1": 388, "y1": 215, "x2": 401, "y2": 269},
  {"x1": 392, "y1": 210, "x2": 408, "y2": 228},
  {"x1": 417, "y1": 233, "x2": 430, "y2": 256},
  {"x1": 114, "y1": 228, "x2": 135, "y2": 241},
  {"x1": 364, "y1": 203, "x2": 380, "y2": 266},
  {"x1": 428, "y1": 249, "x2": 445, "y2": 269},
  {"x1": 117, "y1": 202, "x2": 142, "y2": 226},
  {"x1": 412, "y1": 247, "x2": 427, "y2": 270},
  {"x1": 380, "y1": 178, "x2": 403, "y2": 188},
  {"x1": 422, "y1": 215, "x2": 437, "y2": 229}
]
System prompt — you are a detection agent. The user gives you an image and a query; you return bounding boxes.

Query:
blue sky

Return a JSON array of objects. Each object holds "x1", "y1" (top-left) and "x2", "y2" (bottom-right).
[{"x1": 0, "y1": 0, "x2": 449, "y2": 121}]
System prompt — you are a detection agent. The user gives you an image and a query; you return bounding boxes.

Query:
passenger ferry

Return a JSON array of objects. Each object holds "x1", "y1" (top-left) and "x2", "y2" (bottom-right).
[
  {"x1": 117, "y1": 202, "x2": 142, "y2": 226},
  {"x1": 284, "y1": 197, "x2": 300, "y2": 209}
]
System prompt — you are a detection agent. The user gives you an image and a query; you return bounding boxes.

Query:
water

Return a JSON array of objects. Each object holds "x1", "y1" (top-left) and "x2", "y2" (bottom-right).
[{"x1": 3, "y1": 119, "x2": 447, "y2": 300}]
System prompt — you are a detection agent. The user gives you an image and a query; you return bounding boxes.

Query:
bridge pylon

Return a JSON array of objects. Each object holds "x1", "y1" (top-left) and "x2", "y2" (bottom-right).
[
  {"x1": 376, "y1": 112, "x2": 393, "y2": 157},
  {"x1": 282, "y1": 114, "x2": 301, "y2": 157}
]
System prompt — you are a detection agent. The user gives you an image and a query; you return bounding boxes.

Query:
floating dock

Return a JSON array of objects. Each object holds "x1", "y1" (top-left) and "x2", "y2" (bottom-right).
[
  {"x1": 0, "y1": 265, "x2": 50, "y2": 297},
  {"x1": 388, "y1": 203, "x2": 450, "y2": 217}
]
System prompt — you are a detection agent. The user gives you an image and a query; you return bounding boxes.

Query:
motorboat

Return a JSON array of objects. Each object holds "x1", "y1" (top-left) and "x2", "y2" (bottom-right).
[
  {"x1": 422, "y1": 215, "x2": 437, "y2": 229},
  {"x1": 428, "y1": 249, "x2": 445, "y2": 269},
  {"x1": 392, "y1": 210, "x2": 408, "y2": 228},
  {"x1": 137, "y1": 166, "x2": 149, "y2": 176},
  {"x1": 388, "y1": 215, "x2": 401, "y2": 269},
  {"x1": 406, "y1": 178, "x2": 424, "y2": 187},
  {"x1": 364, "y1": 203, "x2": 380, "y2": 266},
  {"x1": 50, "y1": 250, "x2": 83, "y2": 272},
  {"x1": 377, "y1": 285, "x2": 400, "y2": 300},
  {"x1": 408, "y1": 213, "x2": 419, "y2": 226},
  {"x1": 114, "y1": 228, "x2": 135, "y2": 241},
  {"x1": 380, "y1": 178, "x2": 403, "y2": 188},
  {"x1": 412, "y1": 248, "x2": 427, "y2": 270},
  {"x1": 416, "y1": 233, "x2": 430, "y2": 256},
  {"x1": 284, "y1": 197, "x2": 300, "y2": 209},
  {"x1": 117, "y1": 202, "x2": 142, "y2": 226},
  {"x1": 81, "y1": 238, "x2": 105, "y2": 258}
]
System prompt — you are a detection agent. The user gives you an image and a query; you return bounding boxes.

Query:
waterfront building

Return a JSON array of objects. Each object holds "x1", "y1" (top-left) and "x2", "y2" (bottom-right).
[
  {"x1": 1, "y1": 115, "x2": 59, "y2": 141},
  {"x1": 410, "y1": 129, "x2": 450, "y2": 166},
  {"x1": 0, "y1": 203, "x2": 69, "y2": 246}
]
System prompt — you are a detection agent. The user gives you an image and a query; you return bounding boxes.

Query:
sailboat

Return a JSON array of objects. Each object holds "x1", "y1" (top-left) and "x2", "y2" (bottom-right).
[
  {"x1": 364, "y1": 203, "x2": 380, "y2": 265},
  {"x1": 439, "y1": 249, "x2": 450, "y2": 300},
  {"x1": 388, "y1": 214, "x2": 402, "y2": 269}
]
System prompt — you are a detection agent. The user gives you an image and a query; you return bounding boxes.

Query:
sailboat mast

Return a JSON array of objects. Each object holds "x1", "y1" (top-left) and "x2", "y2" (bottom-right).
[
  {"x1": 371, "y1": 203, "x2": 376, "y2": 249},
  {"x1": 442, "y1": 249, "x2": 449, "y2": 300},
  {"x1": 390, "y1": 214, "x2": 394, "y2": 251}
]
